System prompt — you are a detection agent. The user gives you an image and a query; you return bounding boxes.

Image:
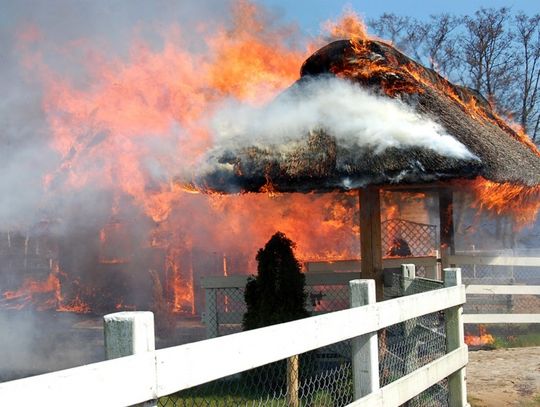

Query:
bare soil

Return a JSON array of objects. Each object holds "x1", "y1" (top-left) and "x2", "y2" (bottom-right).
[{"x1": 467, "y1": 346, "x2": 540, "y2": 406}]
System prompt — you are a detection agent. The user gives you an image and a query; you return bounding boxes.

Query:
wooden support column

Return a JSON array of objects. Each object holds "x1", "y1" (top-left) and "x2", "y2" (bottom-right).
[
  {"x1": 439, "y1": 188, "x2": 455, "y2": 271},
  {"x1": 359, "y1": 187, "x2": 384, "y2": 301}
]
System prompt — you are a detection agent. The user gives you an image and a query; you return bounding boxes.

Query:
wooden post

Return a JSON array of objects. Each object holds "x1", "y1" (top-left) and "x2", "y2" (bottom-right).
[
  {"x1": 434, "y1": 249, "x2": 441, "y2": 281},
  {"x1": 439, "y1": 189, "x2": 455, "y2": 269},
  {"x1": 402, "y1": 264, "x2": 417, "y2": 377},
  {"x1": 443, "y1": 268, "x2": 467, "y2": 407},
  {"x1": 401, "y1": 264, "x2": 416, "y2": 295},
  {"x1": 359, "y1": 188, "x2": 384, "y2": 301},
  {"x1": 205, "y1": 288, "x2": 219, "y2": 338},
  {"x1": 103, "y1": 311, "x2": 157, "y2": 407},
  {"x1": 349, "y1": 279, "x2": 379, "y2": 400},
  {"x1": 286, "y1": 355, "x2": 299, "y2": 407}
]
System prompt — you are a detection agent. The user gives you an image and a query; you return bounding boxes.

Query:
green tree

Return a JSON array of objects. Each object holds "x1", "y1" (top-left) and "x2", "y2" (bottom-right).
[{"x1": 243, "y1": 231, "x2": 308, "y2": 330}]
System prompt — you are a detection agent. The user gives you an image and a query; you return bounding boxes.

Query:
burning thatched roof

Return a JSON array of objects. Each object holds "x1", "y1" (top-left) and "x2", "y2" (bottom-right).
[{"x1": 197, "y1": 39, "x2": 540, "y2": 193}]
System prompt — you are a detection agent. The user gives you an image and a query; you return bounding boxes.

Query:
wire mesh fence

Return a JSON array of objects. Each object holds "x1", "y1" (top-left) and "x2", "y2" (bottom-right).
[
  {"x1": 381, "y1": 274, "x2": 448, "y2": 407},
  {"x1": 205, "y1": 284, "x2": 353, "y2": 338},
  {"x1": 160, "y1": 272, "x2": 451, "y2": 407},
  {"x1": 159, "y1": 339, "x2": 354, "y2": 407}
]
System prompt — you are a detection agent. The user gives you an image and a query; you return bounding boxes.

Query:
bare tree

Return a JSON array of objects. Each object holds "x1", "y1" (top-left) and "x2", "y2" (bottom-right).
[
  {"x1": 458, "y1": 8, "x2": 516, "y2": 109},
  {"x1": 368, "y1": 7, "x2": 540, "y2": 145},
  {"x1": 421, "y1": 14, "x2": 461, "y2": 76},
  {"x1": 368, "y1": 13, "x2": 424, "y2": 60},
  {"x1": 513, "y1": 13, "x2": 540, "y2": 140}
]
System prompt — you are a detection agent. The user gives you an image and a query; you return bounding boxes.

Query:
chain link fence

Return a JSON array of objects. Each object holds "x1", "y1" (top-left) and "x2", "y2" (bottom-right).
[
  {"x1": 382, "y1": 274, "x2": 448, "y2": 407},
  {"x1": 205, "y1": 283, "x2": 353, "y2": 338},
  {"x1": 159, "y1": 339, "x2": 353, "y2": 407},
  {"x1": 160, "y1": 272, "x2": 450, "y2": 406}
]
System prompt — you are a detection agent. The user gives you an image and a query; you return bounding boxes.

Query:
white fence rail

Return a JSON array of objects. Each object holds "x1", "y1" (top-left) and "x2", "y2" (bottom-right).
[
  {"x1": 0, "y1": 269, "x2": 468, "y2": 407},
  {"x1": 450, "y1": 254, "x2": 540, "y2": 324}
]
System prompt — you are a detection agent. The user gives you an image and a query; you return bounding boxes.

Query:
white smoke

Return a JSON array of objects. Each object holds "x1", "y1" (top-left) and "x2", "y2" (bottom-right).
[{"x1": 211, "y1": 76, "x2": 477, "y2": 160}]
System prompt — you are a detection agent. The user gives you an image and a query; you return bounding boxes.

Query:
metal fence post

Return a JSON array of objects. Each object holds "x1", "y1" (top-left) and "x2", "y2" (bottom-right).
[
  {"x1": 349, "y1": 279, "x2": 379, "y2": 400},
  {"x1": 104, "y1": 311, "x2": 157, "y2": 407},
  {"x1": 205, "y1": 288, "x2": 219, "y2": 338},
  {"x1": 443, "y1": 268, "x2": 467, "y2": 407}
]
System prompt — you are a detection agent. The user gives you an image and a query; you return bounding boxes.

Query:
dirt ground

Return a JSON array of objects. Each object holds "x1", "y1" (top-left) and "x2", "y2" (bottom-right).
[{"x1": 467, "y1": 346, "x2": 540, "y2": 406}]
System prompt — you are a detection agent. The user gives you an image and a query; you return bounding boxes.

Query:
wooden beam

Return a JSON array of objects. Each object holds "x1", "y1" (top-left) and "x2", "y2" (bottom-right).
[
  {"x1": 359, "y1": 188, "x2": 384, "y2": 301},
  {"x1": 439, "y1": 188, "x2": 455, "y2": 269}
]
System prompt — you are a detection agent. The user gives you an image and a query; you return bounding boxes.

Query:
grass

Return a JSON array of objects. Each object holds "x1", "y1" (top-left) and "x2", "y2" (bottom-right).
[
  {"x1": 159, "y1": 390, "x2": 336, "y2": 407},
  {"x1": 519, "y1": 394, "x2": 540, "y2": 407},
  {"x1": 469, "y1": 323, "x2": 540, "y2": 349},
  {"x1": 492, "y1": 332, "x2": 540, "y2": 349},
  {"x1": 159, "y1": 395, "x2": 289, "y2": 406}
]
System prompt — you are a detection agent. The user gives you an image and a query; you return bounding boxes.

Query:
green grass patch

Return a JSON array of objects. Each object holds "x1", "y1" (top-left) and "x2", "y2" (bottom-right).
[
  {"x1": 492, "y1": 332, "x2": 540, "y2": 348},
  {"x1": 160, "y1": 392, "x2": 337, "y2": 407},
  {"x1": 519, "y1": 393, "x2": 540, "y2": 407}
]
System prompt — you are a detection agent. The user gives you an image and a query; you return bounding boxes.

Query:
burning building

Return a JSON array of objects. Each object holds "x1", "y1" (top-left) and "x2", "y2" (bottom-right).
[{"x1": 1, "y1": 7, "x2": 539, "y2": 329}]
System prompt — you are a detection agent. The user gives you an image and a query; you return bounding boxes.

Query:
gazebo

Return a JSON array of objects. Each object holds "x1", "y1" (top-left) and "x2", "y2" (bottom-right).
[{"x1": 196, "y1": 38, "x2": 540, "y2": 300}]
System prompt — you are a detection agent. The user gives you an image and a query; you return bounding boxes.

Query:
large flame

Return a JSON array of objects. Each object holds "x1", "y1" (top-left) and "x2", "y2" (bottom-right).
[{"x1": 4, "y1": 1, "x2": 364, "y2": 313}]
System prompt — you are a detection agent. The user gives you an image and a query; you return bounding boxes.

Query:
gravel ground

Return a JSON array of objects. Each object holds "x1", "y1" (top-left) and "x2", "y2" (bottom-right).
[{"x1": 467, "y1": 347, "x2": 540, "y2": 406}]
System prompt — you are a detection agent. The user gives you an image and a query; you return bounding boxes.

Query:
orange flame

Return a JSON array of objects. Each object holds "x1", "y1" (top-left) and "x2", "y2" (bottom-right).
[
  {"x1": 324, "y1": 8, "x2": 369, "y2": 43},
  {"x1": 457, "y1": 177, "x2": 540, "y2": 229},
  {"x1": 465, "y1": 325, "x2": 495, "y2": 346}
]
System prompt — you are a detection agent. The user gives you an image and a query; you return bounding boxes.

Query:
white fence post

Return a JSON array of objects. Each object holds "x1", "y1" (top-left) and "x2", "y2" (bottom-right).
[
  {"x1": 401, "y1": 264, "x2": 417, "y2": 376},
  {"x1": 104, "y1": 311, "x2": 157, "y2": 407},
  {"x1": 349, "y1": 279, "x2": 379, "y2": 400},
  {"x1": 443, "y1": 268, "x2": 467, "y2": 407},
  {"x1": 205, "y1": 288, "x2": 219, "y2": 338},
  {"x1": 401, "y1": 264, "x2": 416, "y2": 295}
]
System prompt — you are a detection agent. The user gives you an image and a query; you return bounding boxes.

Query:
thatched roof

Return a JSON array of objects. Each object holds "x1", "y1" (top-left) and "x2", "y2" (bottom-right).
[{"x1": 197, "y1": 39, "x2": 540, "y2": 193}]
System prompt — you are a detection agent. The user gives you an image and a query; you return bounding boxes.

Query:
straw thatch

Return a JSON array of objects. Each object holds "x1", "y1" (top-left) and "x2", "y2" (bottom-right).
[{"x1": 197, "y1": 39, "x2": 540, "y2": 193}]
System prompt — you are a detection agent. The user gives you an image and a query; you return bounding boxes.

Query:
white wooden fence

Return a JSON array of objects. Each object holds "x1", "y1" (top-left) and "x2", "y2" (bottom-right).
[
  {"x1": 0, "y1": 268, "x2": 468, "y2": 407},
  {"x1": 448, "y1": 254, "x2": 540, "y2": 324}
]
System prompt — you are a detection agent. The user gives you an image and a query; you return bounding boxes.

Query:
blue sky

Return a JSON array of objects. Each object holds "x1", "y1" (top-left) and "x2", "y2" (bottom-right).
[{"x1": 258, "y1": 0, "x2": 540, "y2": 36}]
